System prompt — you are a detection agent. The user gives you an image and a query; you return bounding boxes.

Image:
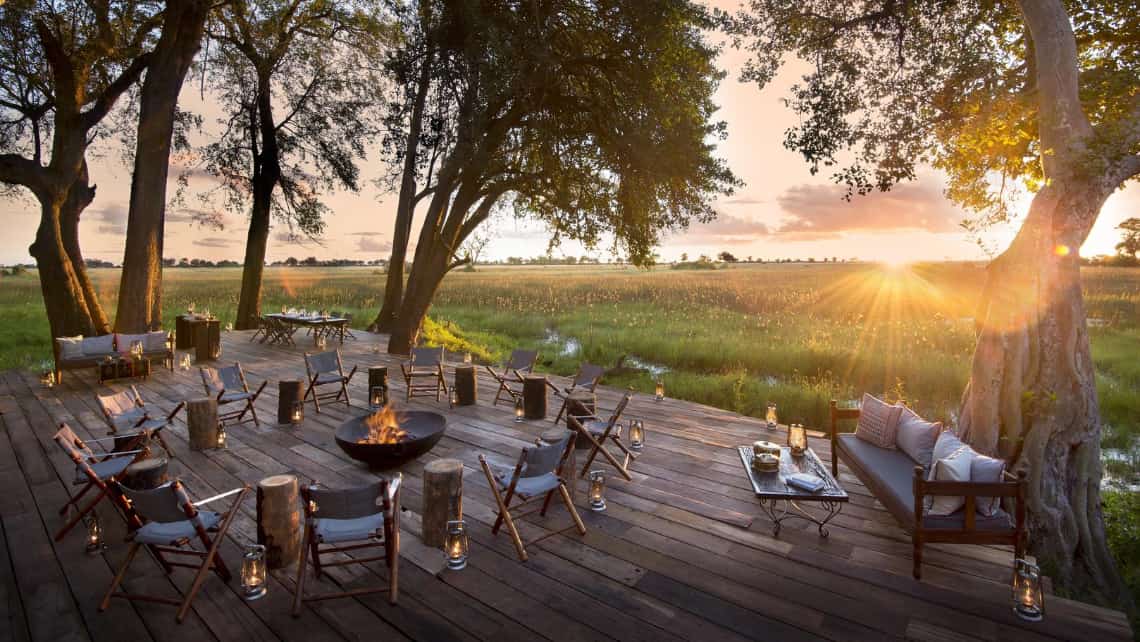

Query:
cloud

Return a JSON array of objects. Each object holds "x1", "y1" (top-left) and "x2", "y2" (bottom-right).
[
  {"x1": 774, "y1": 182, "x2": 961, "y2": 240},
  {"x1": 193, "y1": 237, "x2": 240, "y2": 248},
  {"x1": 722, "y1": 196, "x2": 767, "y2": 205},
  {"x1": 89, "y1": 204, "x2": 128, "y2": 235},
  {"x1": 355, "y1": 236, "x2": 392, "y2": 253},
  {"x1": 676, "y1": 212, "x2": 770, "y2": 245}
]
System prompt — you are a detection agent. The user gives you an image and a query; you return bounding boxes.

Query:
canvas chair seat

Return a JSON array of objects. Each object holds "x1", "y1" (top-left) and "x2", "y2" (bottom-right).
[
  {"x1": 132, "y1": 511, "x2": 222, "y2": 545},
  {"x1": 80, "y1": 456, "x2": 134, "y2": 484},
  {"x1": 314, "y1": 513, "x2": 385, "y2": 544},
  {"x1": 494, "y1": 469, "x2": 562, "y2": 498},
  {"x1": 303, "y1": 350, "x2": 356, "y2": 413},
  {"x1": 111, "y1": 407, "x2": 147, "y2": 428},
  {"x1": 219, "y1": 390, "x2": 252, "y2": 403},
  {"x1": 571, "y1": 392, "x2": 637, "y2": 481},
  {"x1": 97, "y1": 386, "x2": 179, "y2": 458},
  {"x1": 315, "y1": 372, "x2": 346, "y2": 385}
]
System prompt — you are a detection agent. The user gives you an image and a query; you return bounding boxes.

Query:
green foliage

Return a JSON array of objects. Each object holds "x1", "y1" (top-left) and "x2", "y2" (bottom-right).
[
  {"x1": 1102, "y1": 489, "x2": 1140, "y2": 636},
  {"x1": 1118, "y1": 218, "x2": 1140, "y2": 259},
  {"x1": 724, "y1": 1, "x2": 1140, "y2": 228}
]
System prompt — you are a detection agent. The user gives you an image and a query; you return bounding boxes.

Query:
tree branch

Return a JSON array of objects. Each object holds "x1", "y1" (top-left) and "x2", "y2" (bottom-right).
[
  {"x1": 80, "y1": 52, "x2": 151, "y2": 131},
  {"x1": 0, "y1": 153, "x2": 45, "y2": 193}
]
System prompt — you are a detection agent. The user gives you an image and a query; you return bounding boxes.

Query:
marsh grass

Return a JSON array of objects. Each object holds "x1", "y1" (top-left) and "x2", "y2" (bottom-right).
[{"x1": 1, "y1": 262, "x2": 1137, "y2": 446}]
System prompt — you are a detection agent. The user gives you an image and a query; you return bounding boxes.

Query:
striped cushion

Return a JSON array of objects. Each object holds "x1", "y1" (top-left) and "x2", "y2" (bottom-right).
[{"x1": 854, "y1": 393, "x2": 903, "y2": 449}]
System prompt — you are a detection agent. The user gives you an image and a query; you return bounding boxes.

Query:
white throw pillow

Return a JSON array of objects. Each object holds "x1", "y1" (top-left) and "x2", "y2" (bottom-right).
[
  {"x1": 116, "y1": 333, "x2": 148, "y2": 354},
  {"x1": 81, "y1": 334, "x2": 114, "y2": 355},
  {"x1": 927, "y1": 448, "x2": 973, "y2": 516},
  {"x1": 57, "y1": 336, "x2": 84, "y2": 360},
  {"x1": 927, "y1": 430, "x2": 965, "y2": 479}
]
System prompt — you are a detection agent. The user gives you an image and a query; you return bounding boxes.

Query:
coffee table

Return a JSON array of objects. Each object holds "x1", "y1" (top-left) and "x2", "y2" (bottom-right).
[
  {"x1": 98, "y1": 356, "x2": 150, "y2": 384},
  {"x1": 737, "y1": 445, "x2": 848, "y2": 537}
]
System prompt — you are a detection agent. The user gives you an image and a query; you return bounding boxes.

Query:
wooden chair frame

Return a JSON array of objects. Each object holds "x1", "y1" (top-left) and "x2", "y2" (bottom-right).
[
  {"x1": 199, "y1": 362, "x2": 267, "y2": 427},
  {"x1": 477, "y1": 433, "x2": 586, "y2": 562},
  {"x1": 264, "y1": 316, "x2": 296, "y2": 346},
  {"x1": 829, "y1": 400, "x2": 1027, "y2": 579},
  {"x1": 100, "y1": 481, "x2": 249, "y2": 623},
  {"x1": 303, "y1": 350, "x2": 357, "y2": 413},
  {"x1": 485, "y1": 349, "x2": 538, "y2": 406},
  {"x1": 292, "y1": 476, "x2": 401, "y2": 616},
  {"x1": 97, "y1": 385, "x2": 180, "y2": 458},
  {"x1": 569, "y1": 392, "x2": 637, "y2": 481},
  {"x1": 547, "y1": 363, "x2": 605, "y2": 423},
  {"x1": 52, "y1": 423, "x2": 149, "y2": 542},
  {"x1": 400, "y1": 347, "x2": 448, "y2": 402}
]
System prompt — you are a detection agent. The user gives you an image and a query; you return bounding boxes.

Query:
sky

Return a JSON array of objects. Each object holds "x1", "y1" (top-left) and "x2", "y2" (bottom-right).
[{"x1": 1, "y1": 9, "x2": 1137, "y2": 266}]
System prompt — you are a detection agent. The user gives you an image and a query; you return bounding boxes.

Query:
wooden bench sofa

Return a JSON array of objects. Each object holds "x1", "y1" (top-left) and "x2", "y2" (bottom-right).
[
  {"x1": 54, "y1": 332, "x2": 173, "y2": 383},
  {"x1": 829, "y1": 399, "x2": 1026, "y2": 579}
]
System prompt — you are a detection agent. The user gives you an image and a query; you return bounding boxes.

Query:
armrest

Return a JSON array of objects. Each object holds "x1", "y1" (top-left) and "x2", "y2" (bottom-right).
[
  {"x1": 165, "y1": 400, "x2": 186, "y2": 422},
  {"x1": 387, "y1": 474, "x2": 402, "y2": 504},
  {"x1": 96, "y1": 448, "x2": 147, "y2": 459},
  {"x1": 192, "y1": 486, "x2": 247, "y2": 507}
]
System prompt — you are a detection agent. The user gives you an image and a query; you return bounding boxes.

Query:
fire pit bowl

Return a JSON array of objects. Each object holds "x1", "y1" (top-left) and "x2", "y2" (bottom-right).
[{"x1": 335, "y1": 410, "x2": 447, "y2": 469}]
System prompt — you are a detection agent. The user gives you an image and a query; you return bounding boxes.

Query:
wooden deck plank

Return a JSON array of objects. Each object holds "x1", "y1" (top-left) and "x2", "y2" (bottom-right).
[{"x1": 0, "y1": 329, "x2": 1130, "y2": 642}]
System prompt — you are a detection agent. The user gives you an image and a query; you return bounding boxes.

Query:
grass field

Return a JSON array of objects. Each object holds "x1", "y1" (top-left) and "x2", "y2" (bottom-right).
[{"x1": 2, "y1": 262, "x2": 1138, "y2": 479}]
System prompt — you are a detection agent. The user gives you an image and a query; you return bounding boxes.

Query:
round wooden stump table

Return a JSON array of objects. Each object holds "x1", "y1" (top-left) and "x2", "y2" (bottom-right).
[
  {"x1": 187, "y1": 397, "x2": 220, "y2": 451},
  {"x1": 278, "y1": 380, "x2": 303, "y2": 424},
  {"x1": 122, "y1": 457, "x2": 169, "y2": 490},
  {"x1": 453, "y1": 366, "x2": 477, "y2": 406},
  {"x1": 422, "y1": 459, "x2": 464, "y2": 548},
  {"x1": 523, "y1": 376, "x2": 548, "y2": 420},
  {"x1": 257, "y1": 474, "x2": 301, "y2": 570}
]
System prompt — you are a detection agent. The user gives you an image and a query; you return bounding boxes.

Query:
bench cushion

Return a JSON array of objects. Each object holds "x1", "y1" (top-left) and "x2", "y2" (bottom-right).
[
  {"x1": 923, "y1": 507, "x2": 1013, "y2": 531},
  {"x1": 81, "y1": 335, "x2": 114, "y2": 355},
  {"x1": 57, "y1": 336, "x2": 84, "y2": 360},
  {"x1": 836, "y1": 433, "x2": 917, "y2": 525}
]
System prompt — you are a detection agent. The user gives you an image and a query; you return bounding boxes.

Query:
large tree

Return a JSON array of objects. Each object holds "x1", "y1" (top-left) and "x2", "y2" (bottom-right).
[
  {"x1": 727, "y1": 0, "x2": 1138, "y2": 610},
  {"x1": 374, "y1": 0, "x2": 738, "y2": 352},
  {"x1": 1116, "y1": 218, "x2": 1140, "y2": 259},
  {"x1": 0, "y1": 0, "x2": 157, "y2": 338},
  {"x1": 115, "y1": 0, "x2": 212, "y2": 332},
  {"x1": 198, "y1": 0, "x2": 387, "y2": 330}
]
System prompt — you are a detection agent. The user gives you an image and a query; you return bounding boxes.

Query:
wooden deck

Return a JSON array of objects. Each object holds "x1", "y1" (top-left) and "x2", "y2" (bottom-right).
[{"x1": 0, "y1": 330, "x2": 1131, "y2": 642}]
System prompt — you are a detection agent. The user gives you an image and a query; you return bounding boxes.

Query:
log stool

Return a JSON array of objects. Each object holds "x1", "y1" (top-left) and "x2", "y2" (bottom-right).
[
  {"x1": 422, "y1": 459, "x2": 464, "y2": 548},
  {"x1": 257, "y1": 475, "x2": 301, "y2": 570},
  {"x1": 367, "y1": 366, "x2": 390, "y2": 407},
  {"x1": 122, "y1": 457, "x2": 169, "y2": 490},
  {"x1": 187, "y1": 397, "x2": 220, "y2": 451},
  {"x1": 194, "y1": 318, "x2": 221, "y2": 362},
  {"x1": 523, "y1": 375, "x2": 548, "y2": 420},
  {"x1": 565, "y1": 392, "x2": 597, "y2": 449},
  {"x1": 278, "y1": 380, "x2": 304, "y2": 424},
  {"x1": 453, "y1": 366, "x2": 477, "y2": 406},
  {"x1": 541, "y1": 428, "x2": 578, "y2": 502}
]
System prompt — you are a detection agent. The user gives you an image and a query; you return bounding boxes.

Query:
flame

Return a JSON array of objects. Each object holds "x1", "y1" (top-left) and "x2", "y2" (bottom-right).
[{"x1": 360, "y1": 405, "x2": 407, "y2": 444}]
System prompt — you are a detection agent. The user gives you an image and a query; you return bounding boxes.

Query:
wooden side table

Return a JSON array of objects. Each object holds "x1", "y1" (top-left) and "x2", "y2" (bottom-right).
[
  {"x1": 422, "y1": 459, "x2": 463, "y2": 548},
  {"x1": 194, "y1": 319, "x2": 221, "y2": 362},
  {"x1": 453, "y1": 366, "x2": 477, "y2": 406},
  {"x1": 523, "y1": 375, "x2": 548, "y2": 420},
  {"x1": 278, "y1": 380, "x2": 303, "y2": 424},
  {"x1": 175, "y1": 315, "x2": 195, "y2": 350},
  {"x1": 257, "y1": 475, "x2": 301, "y2": 569}
]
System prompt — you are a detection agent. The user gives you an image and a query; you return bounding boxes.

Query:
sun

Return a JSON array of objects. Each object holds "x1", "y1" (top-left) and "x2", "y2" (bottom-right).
[{"x1": 879, "y1": 256, "x2": 913, "y2": 271}]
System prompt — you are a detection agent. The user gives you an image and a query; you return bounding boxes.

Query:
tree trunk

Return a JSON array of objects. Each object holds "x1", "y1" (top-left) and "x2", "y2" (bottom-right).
[
  {"x1": 235, "y1": 188, "x2": 272, "y2": 330},
  {"x1": 957, "y1": 180, "x2": 1128, "y2": 610},
  {"x1": 387, "y1": 250, "x2": 449, "y2": 354},
  {"x1": 59, "y1": 172, "x2": 110, "y2": 334},
  {"x1": 372, "y1": 50, "x2": 434, "y2": 333},
  {"x1": 29, "y1": 197, "x2": 101, "y2": 339},
  {"x1": 115, "y1": 0, "x2": 210, "y2": 333}
]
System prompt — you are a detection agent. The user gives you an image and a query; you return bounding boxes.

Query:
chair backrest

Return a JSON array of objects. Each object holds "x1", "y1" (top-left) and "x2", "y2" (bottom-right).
[
  {"x1": 53, "y1": 424, "x2": 95, "y2": 463},
  {"x1": 574, "y1": 363, "x2": 605, "y2": 388},
  {"x1": 120, "y1": 482, "x2": 195, "y2": 524},
  {"x1": 200, "y1": 363, "x2": 243, "y2": 393},
  {"x1": 304, "y1": 480, "x2": 388, "y2": 520},
  {"x1": 607, "y1": 392, "x2": 634, "y2": 426},
  {"x1": 506, "y1": 349, "x2": 538, "y2": 371},
  {"x1": 306, "y1": 350, "x2": 341, "y2": 375},
  {"x1": 520, "y1": 432, "x2": 572, "y2": 478},
  {"x1": 411, "y1": 346, "x2": 444, "y2": 366},
  {"x1": 98, "y1": 389, "x2": 142, "y2": 419}
]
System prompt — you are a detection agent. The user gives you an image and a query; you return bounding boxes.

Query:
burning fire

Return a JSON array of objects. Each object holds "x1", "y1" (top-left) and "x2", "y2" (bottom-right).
[{"x1": 360, "y1": 405, "x2": 407, "y2": 445}]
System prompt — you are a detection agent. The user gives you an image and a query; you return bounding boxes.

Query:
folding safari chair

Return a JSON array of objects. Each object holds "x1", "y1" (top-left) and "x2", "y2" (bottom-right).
[
  {"x1": 100, "y1": 480, "x2": 248, "y2": 623},
  {"x1": 200, "y1": 362, "x2": 267, "y2": 427},
  {"x1": 292, "y1": 476, "x2": 401, "y2": 616},
  {"x1": 303, "y1": 350, "x2": 357, "y2": 412},
  {"x1": 96, "y1": 386, "x2": 180, "y2": 458},
  {"x1": 547, "y1": 362, "x2": 606, "y2": 423},
  {"x1": 485, "y1": 349, "x2": 538, "y2": 406},
  {"x1": 249, "y1": 316, "x2": 269, "y2": 342},
  {"x1": 569, "y1": 392, "x2": 637, "y2": 481},
  {"x1": 265, "y1": 316, "x2": 296, "y2": 345},
  {"x1": 400, "y1": 346, "x2": 447, "y2": 402},
  {"x1": 478, "y1": 431, "x2": 586, "y2": 562},
  {"x1": 53, "y1": 423, "x2": 150, "y2": 542}
]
